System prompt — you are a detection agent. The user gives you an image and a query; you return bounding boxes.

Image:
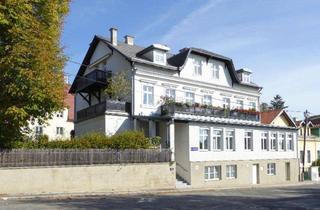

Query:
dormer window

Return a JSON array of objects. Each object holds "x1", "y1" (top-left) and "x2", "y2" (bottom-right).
[
  {"x1": 193, "y1": 59, "x2": 202, "y2": 76},
  {"x1": 154, "y1": 50, "x2": 166, "y2": 65},
  {"x1": 242, "y1": 73, "x2": 251, "y2": 83}
]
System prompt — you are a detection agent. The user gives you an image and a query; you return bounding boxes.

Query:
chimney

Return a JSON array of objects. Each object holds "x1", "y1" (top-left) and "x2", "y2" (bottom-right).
[
  {"x1": 109, "y1": 27, "x2": 118, "y2": 46},
  {"x1": 124, "y1": 35, "x2": 134, "y2": 45}
]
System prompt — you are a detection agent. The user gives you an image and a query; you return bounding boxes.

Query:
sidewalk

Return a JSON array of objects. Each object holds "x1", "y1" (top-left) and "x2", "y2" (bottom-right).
[{"x1": 1, "y1": 180, "x2": 318, "y2": 201}]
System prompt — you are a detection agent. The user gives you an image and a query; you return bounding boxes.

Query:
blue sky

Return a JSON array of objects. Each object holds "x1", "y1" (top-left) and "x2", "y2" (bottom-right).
[{"x1": 62, "y1": 0, "x2": 320, "y2": 119}]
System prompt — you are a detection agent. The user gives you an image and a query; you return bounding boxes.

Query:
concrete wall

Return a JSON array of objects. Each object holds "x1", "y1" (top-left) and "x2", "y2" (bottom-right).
[
  {"x1": 105, "y1": 113, "x2": 132, "y2": 136},
  {"x1": 190, "y1": 158, "x2": 299, "y2": 188},
  {"x1": 0, "y1": 163, "x2": 175, "y2": 195},
  {"x1": 175, "y1": 123, "x2": 191, "y2": 183},
  {"x1": 75, "y1": 115, "x2": 106, "y2": 136}
]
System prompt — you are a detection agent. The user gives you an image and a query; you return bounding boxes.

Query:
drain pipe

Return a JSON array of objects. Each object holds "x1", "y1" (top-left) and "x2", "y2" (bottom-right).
[{"x1": 131, "y1": 61, "x2": 137, "y2": 130}]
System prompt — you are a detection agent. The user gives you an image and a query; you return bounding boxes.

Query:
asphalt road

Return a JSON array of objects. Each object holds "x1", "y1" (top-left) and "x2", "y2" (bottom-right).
[{"x1": 1, "y1": 184, "x2": 320, "y2": 210}]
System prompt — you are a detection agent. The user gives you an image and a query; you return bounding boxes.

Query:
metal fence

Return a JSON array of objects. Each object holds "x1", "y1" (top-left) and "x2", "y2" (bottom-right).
[{"x1": 0, "y1": 149, "x2": 171, "y2": 168}]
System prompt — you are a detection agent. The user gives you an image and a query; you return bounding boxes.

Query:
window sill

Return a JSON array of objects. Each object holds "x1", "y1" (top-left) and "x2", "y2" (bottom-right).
[
  {"x1": 204, "y1": 178, "x2": 221, "y2": 182},
  {"x1": 267, "y1": 174, "x2": 276, "y2": 176},
  {"x1": 226, "y1": 177, "x2": 236, "y2": 180},
  {"x1": 140, "y1": 104, "x2": 156, "y2": 109}
]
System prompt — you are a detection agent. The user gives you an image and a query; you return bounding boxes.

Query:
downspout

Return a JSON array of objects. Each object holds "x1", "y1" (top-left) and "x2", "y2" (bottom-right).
[{"x1": 131, "y1": 61, "x2": 136, "y2": 129}]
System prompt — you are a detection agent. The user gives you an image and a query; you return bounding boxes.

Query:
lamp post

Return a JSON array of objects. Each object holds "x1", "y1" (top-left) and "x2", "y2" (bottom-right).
[{"x1": 302, "y1": 110, "x2": 310, "y2": 180}]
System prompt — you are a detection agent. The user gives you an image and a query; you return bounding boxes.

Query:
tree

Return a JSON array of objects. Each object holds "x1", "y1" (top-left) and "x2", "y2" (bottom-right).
[
  {"x1": 260, "y1": 102, "x2": 270, "y2": 112},
  {"x1": 0, "y1": 0, "x2": 70, "y2": 146},
  {"x1": 270, "y1": 94, "x2": 288, "y2": 110},
  {"x1": 105, "y1": 71, "x2": 131, "y2": 101}
]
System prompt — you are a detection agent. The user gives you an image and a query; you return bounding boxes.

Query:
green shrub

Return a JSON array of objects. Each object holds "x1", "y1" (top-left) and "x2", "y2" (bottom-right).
[
  {"x1": 7, "y1": 131, "x2": 150, "y2": 150},
  {"x1": 312, "y1": 159, "x2": 320, "y2": 166},
  {"x1": 147, "y1": 136, "x2": 161, "y2": 148}
]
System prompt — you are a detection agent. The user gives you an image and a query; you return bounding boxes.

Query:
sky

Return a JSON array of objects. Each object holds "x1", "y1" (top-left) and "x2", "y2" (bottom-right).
[{"x1": 62, "y1": 0, "x2": 320, "y2": 119}]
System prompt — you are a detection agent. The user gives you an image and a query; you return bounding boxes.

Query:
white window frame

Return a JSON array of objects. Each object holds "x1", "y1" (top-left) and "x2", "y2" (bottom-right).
[
  {"x1": 226, "y1": 165, "x2": 237, "y2": 179},
  {"x1": 165, "y1": 88, "x2": 176, "y2": 100},
  {"x1": 212, "y1": 129, "x2": 223, "y2": 150},
  {"x1": 199, "y1": 127, "x2": 210, "y2": 151},
  {"x1": 56, "y1": 111, "x2": 63, "y2": 118},
  {"x1": 286, "y1": 133, "x2": 294, "y2": 151},
  {"x1": 278, "y1": 133, "x2": 285, "y2": 151},
  {"x1": 267, "y1": 163, "x2": 276, "y2": 175},
  {"x1": 270, "y1": 132, "x2": 277, "y2": 151},
  {"x1": 225, "y1": 130, "x2": 235, "y2": 151},
  {"x1": 236, "y1": 100, "x2": 244, "y2": 109},
  {"x1": 142, "y1": 85, "x2": 154, "y2": 106},
  {"x1": 209, "y1": 63, "x2": 219, "y2": 79},
  {"x1": 193, "y1": 59, "x2": 202, "y2": 76},
  {"x1": 202, "y1": 95, "x2": 212, "y2": 106},
  {"x1": 242, "y1": 73, "x2": 251, "y2": 83},
  {"x1": 185, "y1": 92, "x2": 195, "y2": 104},
  {"x1": 204, "y1": 166, "x2": 221, "y2": 181},
  {"x1": 223, "y1": 97, "x2": 231, "y2": 109},
  {"x1": 56, "y1": 127, "x2": 64, "y2": 135},
  {"x1": 307, "y1": 150, "x2": 311, "y2": 163},
  {"x1": 154, "y1": 51, "x2": 166, "y2": 65},
  {"x1": 35, "y1": 126, "x2": 43, "y2": 136},
  {"x1": 261, "y1": 132, "x2": 268, "y2": 151},
  {"x1": 244, "y1": 131, "x2": 253, "y2": 151},
  {"x1": 249, "y1": 102, "x2": 256, "y2": 110}
]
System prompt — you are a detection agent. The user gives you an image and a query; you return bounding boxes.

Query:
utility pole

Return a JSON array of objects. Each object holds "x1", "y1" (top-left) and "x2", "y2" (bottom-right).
[{"x1": 302, "y1": 110, "x2": 310, "y2": 181}]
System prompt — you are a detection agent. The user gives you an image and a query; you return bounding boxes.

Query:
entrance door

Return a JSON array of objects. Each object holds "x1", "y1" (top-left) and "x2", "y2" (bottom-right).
[
  {"x1": 285, "y1": 162, "x2": 291, "y2": 181},
  {"x1": 252, "y1": 164, "x2": 259, "y2": 184}
]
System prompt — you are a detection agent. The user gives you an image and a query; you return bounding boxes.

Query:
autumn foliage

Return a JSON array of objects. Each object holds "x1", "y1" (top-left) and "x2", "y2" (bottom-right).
[{"x1": 0, "y1": 0, "x2": 70, "y2": 145}]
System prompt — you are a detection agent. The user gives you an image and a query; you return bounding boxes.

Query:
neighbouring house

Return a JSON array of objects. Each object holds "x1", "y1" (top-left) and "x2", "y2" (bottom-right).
[
  {"x1": 295, "y1": 115, "x2": 320, "y2": 175},
  {"x1": 69, "y1": 27, "x2": 299, "y2": 187},
  {"x1": 28, "y1": 85, "x2": 75, "y2": 140}
]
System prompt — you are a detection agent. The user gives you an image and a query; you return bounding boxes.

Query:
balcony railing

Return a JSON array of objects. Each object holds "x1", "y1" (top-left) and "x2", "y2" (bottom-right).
[
  {"x1": 161, "y1": 103, "x2": 260, "y2": 122},
  {"x1": 75, "y1": 69, "x2": 110, "y2": 93},
  {"x1": 77, "y1": 100, "x2": 131, "y2": 122}
]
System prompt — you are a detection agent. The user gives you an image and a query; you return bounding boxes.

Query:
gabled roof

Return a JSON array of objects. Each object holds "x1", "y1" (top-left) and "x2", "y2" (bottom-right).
[{"x1": 261, "y1": 109, "x2": 296, "y2": 127}]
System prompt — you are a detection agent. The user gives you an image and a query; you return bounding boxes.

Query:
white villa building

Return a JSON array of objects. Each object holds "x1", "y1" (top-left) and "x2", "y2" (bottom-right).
[
  {"x1": 29, "y1": 86, "x2": 74, "y2": 140},
  {"x1": 70, "y1": 27, "x2": 299, "y2": 187}
]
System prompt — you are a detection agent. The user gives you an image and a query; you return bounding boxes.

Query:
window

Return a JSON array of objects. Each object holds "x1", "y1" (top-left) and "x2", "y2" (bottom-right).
[
  {"x1": 210, "y1": 64, "x2": 219, "y2": 79},
  {"x1": 154, "y1": 51, "x2": 166, "y2": 64},
  {"x1": 278, "y1": 133, "x2": 285, "y2": 151},
  {"x1": 226, "y1": 165, "x2": 237, "y2": 179},
  {"x1": 203, "y1": 95, "x2": 212, "y2": 106},
  {"x1": 261, "y1": 132, "x2": 268, "y2": 150},
  {"x1": 143, "y1": 85, "x2": 154, "y2": 106},
  {"x1": 165, "y1": 88, "x2": 175, "y2": 100},
  {"x1": 242, "y1": 73, "x2": 251, "y2": 83},
  {"x1": 318, "y1": 150, "x2": 320, "y2": 160},
  {"x1": 300, "y1": 150, "x2": 304, "y2": 163},
  {"x1": 244, "y1": 131, "x2": 253, "y2": 150},
  {"x1": 270, "y1": 132, "x2": 277, "y2": 151},
  {"x1": 212, "y1": 129, "x2": 223, "y2": 150},
  {"x1": 236, "y1": 100, "x2": 244, "y2": 109},
  {"x1": 286, "y1": 133, "x2": 294, "y2": 151},
  {"x1": 35, "y1": 126, "x2": 43, "y2": 136},
  {"x1": 56, "y1": 127, "x2": 64, "y2": 135},
  {"x1": 185, "y1": 92, "x2": 195, "y2": 104},
  {"x1": 193, "y1": 59, "x2": 202, "y2": 76},
  {"x1": 199, "y1": 128, "x2": 210, "y2": 151},
  {"x1": 204, "y1": 166, "x2": 221, "y2": 180},
  {"x1": 223, "y1": 97, "x2": 231, "y2": 109},
  {"x1": 267, "y1": 163, "x2": 276, "y2": 175},
  {"x1": 249, "y1": 102, "x2": 256, "y2": 110},
  {"x1": 225, "y1": 130, "x2": 235, "y2": 151},
  {"x1": 56, "y1": 111, "x2": 63, "y2": 118},
  {"x1": 307, "y1": 150, "x2": 311, "y2": 163}
]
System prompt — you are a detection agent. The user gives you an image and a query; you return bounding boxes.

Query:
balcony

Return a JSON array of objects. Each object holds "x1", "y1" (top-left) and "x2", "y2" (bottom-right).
[
  {"x1": 161, "y1": 103, "x2": 260, "y2": 122},
  {"x1": 77, "y1": 100, "x2": 131, "y2": 122},
  {"x1": 75, "y1": 69, "x2": 110, "y2": 93}
]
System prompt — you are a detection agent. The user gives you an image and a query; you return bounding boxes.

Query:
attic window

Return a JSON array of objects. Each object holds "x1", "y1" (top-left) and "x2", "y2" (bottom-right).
[
  {"x1": 242, "y1": 73, "x2": 251, "y2": 83},
  {"x1": 154, "y1": 51, "x2": 166, "y2": 65}
]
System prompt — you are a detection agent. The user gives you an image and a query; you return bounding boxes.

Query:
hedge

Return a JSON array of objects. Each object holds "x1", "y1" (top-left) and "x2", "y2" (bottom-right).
[{"x1": 8, "y1": 131, "x2": 159, "y2": 150}]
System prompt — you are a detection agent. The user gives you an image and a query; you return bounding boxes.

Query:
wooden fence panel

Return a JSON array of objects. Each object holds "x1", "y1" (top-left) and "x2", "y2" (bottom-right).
[{"x1": 0, "y1": 149, "x2": 171, "y2": 168}]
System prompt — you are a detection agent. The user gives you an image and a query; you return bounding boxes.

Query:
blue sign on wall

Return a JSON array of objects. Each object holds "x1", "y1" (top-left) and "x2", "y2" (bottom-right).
[{"x1": 191, "y1": 147, "x2": 198, "y2": 151}]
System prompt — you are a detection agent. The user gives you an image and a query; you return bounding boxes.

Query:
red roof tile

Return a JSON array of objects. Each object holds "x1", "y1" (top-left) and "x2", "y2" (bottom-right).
[
  {"x1": 64, "y1": 85, "x2": 74, "y2": 122},
  {"x1": 260, "y1": 109, "x2": 282, "y2": 124}
]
